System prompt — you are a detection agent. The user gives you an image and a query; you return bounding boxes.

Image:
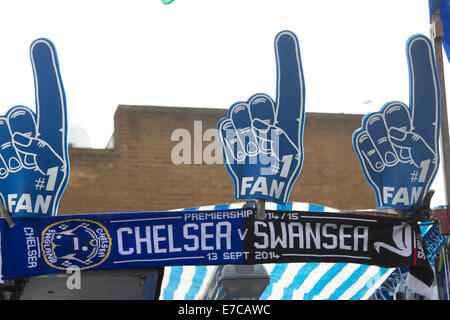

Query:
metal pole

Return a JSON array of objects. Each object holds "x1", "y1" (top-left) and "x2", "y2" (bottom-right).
[
  {"x1": 443, "y1": 245, "x2": 450, "y2": 299},
  {"x1": 255, "y1": 199, "x2": 266, "y2": 221},
  {"x1": 0, "y1": 202, "x2": 14, "y2": 228},
  {"x1": 431, "y1": 10, "x2": 450, "y2": 235}
]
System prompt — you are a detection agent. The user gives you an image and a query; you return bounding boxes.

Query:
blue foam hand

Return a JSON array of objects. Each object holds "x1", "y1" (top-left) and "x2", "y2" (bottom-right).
[
  {"x1": 353, "y1": 34, "x2": 440, "y2": 210},
  {"x1": 0, "y1": 39, "x2": 69, "y2": 217},
  {"x1": 217, "y1": 31, "x2": 305, "y2": 204}
]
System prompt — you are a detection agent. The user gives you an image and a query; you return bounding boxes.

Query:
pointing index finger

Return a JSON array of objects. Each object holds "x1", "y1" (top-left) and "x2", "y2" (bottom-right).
[
  {"x1": 30, "y1": 38, "x2": 67, "y2": 158},
  {"x1": 274, "y1": 30, "x2": 305, "y2": 147},
  {"x1": 408, "y1": 34, "x2": 440, "y2": 151}
]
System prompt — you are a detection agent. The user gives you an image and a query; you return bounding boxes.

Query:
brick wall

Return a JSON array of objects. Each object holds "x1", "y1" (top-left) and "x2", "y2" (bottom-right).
[{"x1": 58, "y1": 105, "x2": 376, "y2": 214}]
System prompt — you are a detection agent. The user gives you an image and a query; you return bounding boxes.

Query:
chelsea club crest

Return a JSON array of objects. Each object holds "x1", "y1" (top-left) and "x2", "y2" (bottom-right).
[{"x1": 41, "y1": 219, "x2": 111, "y2": 271}]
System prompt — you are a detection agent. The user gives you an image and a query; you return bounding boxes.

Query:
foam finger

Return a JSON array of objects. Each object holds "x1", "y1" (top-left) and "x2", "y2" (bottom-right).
[
  {"x1": 252, "y1": 119, "x2": 272, "y2": 154},
  {"x1": 7, "y1": 106, "x2": 37, "y2": 168},
  {"x1": 249, "y1": 94, "x2": 276, "y2": 125},
  {"x1": 218, "y1": 118, "x2": 245, "y2": 163},
  {"x1": 0, "y1": 117, "x2": 21, "y2": 172},
  {"x1": 230, "y1": 103, "x2": 259, "y2": 156},
  {"x1": 0, "y1": 154, "x2": 8, "y2": 179},
  {"x1": 383, "y1": 102, "x2": 412, "y2": 162},
  {"x1": 407, "y1": 35, "x2": 440, "y2": 150},
  {"x1": 274, "y1": 31, "x2": 305, "y2": 147},
  {"x1": 354, "y1": 130, "x2": 384, "y2": 173},
  {"x1": 365, "y1": 113, "x2": 398, "y2": 166},
  {"x1": 30, "y1": 38, "x2": 67, "y2": 159}
]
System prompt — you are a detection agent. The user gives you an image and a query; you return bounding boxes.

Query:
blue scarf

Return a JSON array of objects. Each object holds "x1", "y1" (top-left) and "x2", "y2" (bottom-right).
[{"x1": 0, "y1": 208, "x2": 430, "y2": 281}]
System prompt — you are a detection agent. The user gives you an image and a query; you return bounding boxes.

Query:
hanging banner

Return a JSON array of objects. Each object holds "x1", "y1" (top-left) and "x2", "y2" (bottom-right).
[
  {"x1": 0, "y1": 38, "x2": 69, "y2": 217},
  {"x1": 353, "y1": 34, "x2": 440, "y2": 210},
  {"x1": 217, "y1": 30, "x2": 305, "y2": 204},
  {"x1": 0, "y1": 208, "x2": 429, "y2": 281}
]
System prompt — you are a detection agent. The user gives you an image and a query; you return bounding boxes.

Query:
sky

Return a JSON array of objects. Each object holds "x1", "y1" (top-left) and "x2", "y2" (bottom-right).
[{"x1": 0, "y1": 0, "x2": 448, "y2": 207}]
